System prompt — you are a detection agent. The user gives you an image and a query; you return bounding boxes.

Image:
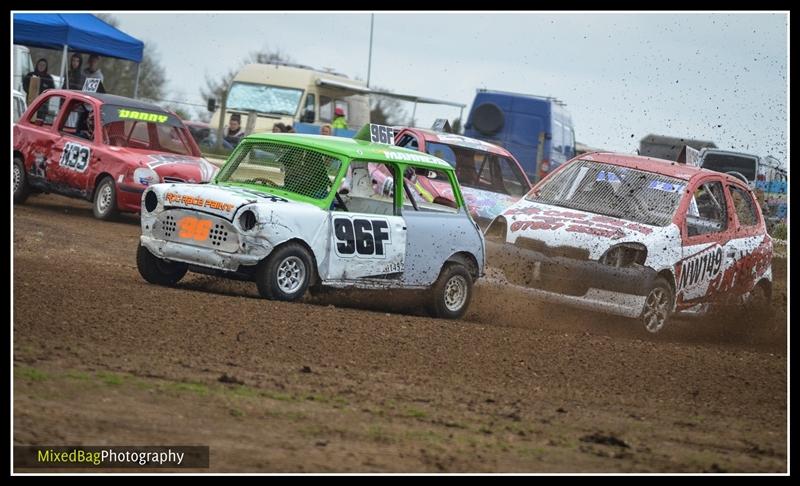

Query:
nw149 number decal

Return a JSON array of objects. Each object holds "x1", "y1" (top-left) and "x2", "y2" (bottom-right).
[
  {"x1": 58, "y1": 142, "x2": 91, "y2": 173},
  {"x1": 334, "y1": 217, "x2": 391, "y2": 257}
]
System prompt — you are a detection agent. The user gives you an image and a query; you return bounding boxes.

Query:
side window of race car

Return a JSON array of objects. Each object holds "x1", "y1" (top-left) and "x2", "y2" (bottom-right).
[
  {"x1": 59, "y1": 100, "x2": 93, "y2": 140},
  {"x1": 687, "y1": 181, "x2": 729, "y2": 236},
  {"x1": 401, "y1": 166, "x2": 460, "y2": 214},
  {"x1": 729, "y1": 185, "x2": 759, "y2": 227},
  {"x1": 339, "y1": 161, "x2": 397, "y2": 216},
  {"x1": 29, "y1": 95, "x2": 64, "y2": 127},
  {"x1": 396, "y1": 134, "x2": 419, "y2": 152}
]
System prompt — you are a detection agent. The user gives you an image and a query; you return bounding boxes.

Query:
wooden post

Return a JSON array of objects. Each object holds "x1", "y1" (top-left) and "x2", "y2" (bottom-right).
[{"x1": 27, "y1": 76, "x2": 40, "y2": 105}]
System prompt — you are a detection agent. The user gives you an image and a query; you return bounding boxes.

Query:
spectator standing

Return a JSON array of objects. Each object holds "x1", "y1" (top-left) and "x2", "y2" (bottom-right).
[
  {"x1": 22, "y1": 58, "x2": 55, "y2": 97},
  {"x1": 82, "y1": 54, "x2": 105, "y2": 92},
  {"x1": 67, "y1": 54, "x2": 84, "y2": 90},
  {"x1": 332, "y1": 107, "x2": 347, "y2": 129}
]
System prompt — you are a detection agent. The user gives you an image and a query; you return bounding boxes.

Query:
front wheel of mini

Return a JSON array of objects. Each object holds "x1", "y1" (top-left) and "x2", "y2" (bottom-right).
[
  {"x1": 640, "y1": 277, "x2": 674, "y2": 333},
  {"x1": 93, "y1": 176, "x2": 119, "y2": 220},
  {"x1": 13, "y1": 157, "x2": 30, "y2": 204},
  {"x1": 136, "y1": 244, "x2": 188, "y2": 286},
  {"x1": 256, "y1": 243, "x2": 314, "y2": 301},
  {"x1": 428, "y1": 263, "x2": 473, "y2": 319}
]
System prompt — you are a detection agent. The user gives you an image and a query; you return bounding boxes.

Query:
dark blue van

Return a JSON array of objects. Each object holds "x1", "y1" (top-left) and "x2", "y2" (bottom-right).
[{"x1": 464, "y1": 89, "x2": 576, "y2": 183}]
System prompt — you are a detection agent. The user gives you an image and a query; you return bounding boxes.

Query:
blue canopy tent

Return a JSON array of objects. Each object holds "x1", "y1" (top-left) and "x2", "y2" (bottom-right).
[{"x1": 13, "y1": 13, "x2": 144, "y2": 96}]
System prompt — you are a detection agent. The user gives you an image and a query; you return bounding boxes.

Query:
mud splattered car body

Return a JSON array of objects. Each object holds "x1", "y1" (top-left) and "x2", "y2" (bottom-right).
[
  {"x1": 485, "y1": 152, "x2": 773, "y2": 332},
  {"x1": 137, "y1": 126, "x2": 485, "y2": 318},
  {"x1": 13, "y1": 90, "x2": 218, "y2": 219}
]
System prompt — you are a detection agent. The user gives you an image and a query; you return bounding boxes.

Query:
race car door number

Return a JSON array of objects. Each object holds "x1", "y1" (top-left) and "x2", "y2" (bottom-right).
[
  {"x1": 327, "y1": 214, "x2": 407, "y2": 280},
  {"x1": 58, "y1": 142, "x2": 91, "y2": 173}
]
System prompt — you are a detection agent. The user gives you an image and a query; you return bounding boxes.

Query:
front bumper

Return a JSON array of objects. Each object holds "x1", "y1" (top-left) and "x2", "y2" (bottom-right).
[
  {"x1": 140, "y1": 208, "x2": 272, "y2": 272},
  {"x1": 141, "y1": 235, "x2": 264, "y2": 272},
  {"x1": 486, "y1": 241, "x2": 655, "y2": 318}
]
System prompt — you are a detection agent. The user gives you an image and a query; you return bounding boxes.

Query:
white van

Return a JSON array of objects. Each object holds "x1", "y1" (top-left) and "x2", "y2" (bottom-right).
[
  {"x1": 209, "y1": 62, "x2": 370, "y2": 134},
  {"x1": 13, "y1": 90, "x2": 27, "y2": 122},
  {"x1": 13, "y1": 45, "x2": 33, "y2": 93}
]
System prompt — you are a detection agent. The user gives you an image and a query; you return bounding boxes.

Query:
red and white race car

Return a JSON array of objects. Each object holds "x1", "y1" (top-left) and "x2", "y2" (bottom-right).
[
  {"x1": 485, "y1": 152, "x2": 773, "y2": 333},
  {"x1": 13, "y1": 90, "x2": 218, "y2": 219}
]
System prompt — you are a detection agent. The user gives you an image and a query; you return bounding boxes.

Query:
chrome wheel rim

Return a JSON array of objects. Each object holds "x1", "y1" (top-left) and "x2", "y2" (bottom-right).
[
  {"x1": 277, "y1": 256, "x2": 305, "y2": 294},
  {"x1": 97, "y1": 184, "x2": 113, "y2": 213},
  {"x1": 13, "y1": 164, "x2": 21, "y2": 193},
  {"x1": 444, "y1": 275, "x2": 468, "y2": 312},
  {"x1": 643, "y1": 287, "x2": 670, "y2": 333}
]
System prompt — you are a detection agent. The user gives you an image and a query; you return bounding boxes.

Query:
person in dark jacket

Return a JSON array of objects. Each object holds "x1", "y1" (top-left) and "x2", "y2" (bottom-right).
[
  {"x1": 222, "y1": 113, "x2": 245, "y2": 149},
  {"x1": 67, "y1": 53, "x2": 85, "y2": 90},
  {"x1": 22, "y1": 58, "x2": 55, "y2": 97}
]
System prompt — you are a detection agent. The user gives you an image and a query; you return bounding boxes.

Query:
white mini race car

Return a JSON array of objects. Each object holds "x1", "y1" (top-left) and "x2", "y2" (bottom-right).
[
  {"x1": 485, "y1": 152, "x2": 773, "y2": 333},
  {"x1": 137, "y1": 125, "x2": 485, "y2": 318}
]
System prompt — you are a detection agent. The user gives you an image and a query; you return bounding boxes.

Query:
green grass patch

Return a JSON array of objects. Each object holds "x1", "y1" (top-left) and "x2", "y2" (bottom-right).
[
  {"x1": 65, "y1": 371, "x2": 91, "y2": 381},
  {"x1": 367, "y1": 425, "x2": 394, "y2": 444},
  {"x1": 96, "y1": 372, "x2": 124, "y2": 386},
  {"x1": 15, "y1": 366, "x2": 49, "y2": 382},
  {"x1": 404, "y1": 407, "x2": 428, "y2": 419},
  {"x1": 167, "y1": 381, "x2": 210, "y2": 395}
]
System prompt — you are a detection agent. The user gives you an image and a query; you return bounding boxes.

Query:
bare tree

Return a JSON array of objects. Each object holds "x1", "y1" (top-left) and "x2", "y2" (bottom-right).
[{"x1": 369, "y1": 87, "x2": 409, "y2": 126}]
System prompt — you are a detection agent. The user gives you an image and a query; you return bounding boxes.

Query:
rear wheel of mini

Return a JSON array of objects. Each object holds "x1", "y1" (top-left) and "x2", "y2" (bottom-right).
[
  {"x1": 136, "y1": 244, "x2": 188, "y2": 286},
  {"x1": 13, "y1": 157, "x2": 30, "y2": 204},
  {"x1": 256, "y1": 243, "x2": 314, "y2": 301},
  {"x1": 93, "y1": 176, "x2": 119, "y2": 220},
  {"x1": 428, "y1": 263, "x2": 473, "y2": 319},
  {"x1": 640, "y1": 277, "x2": 674, "y2": 333}
]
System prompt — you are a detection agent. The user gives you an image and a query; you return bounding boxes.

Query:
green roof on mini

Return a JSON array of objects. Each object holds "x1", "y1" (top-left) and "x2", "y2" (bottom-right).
[{"x1": 241, "y1": 132, "x2": 454, "y2": 171}]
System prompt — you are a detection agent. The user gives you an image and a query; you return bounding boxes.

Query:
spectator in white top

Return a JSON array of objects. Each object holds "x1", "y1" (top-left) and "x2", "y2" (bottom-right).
[{"x1": 82, "y1": 54, "x2": 105, "y2": 91}]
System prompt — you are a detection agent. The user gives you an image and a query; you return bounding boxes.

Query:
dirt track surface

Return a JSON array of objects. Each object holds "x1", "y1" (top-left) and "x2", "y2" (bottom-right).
[{"x1": 13, "y1": 194, "x2": 787, "y2": 473}]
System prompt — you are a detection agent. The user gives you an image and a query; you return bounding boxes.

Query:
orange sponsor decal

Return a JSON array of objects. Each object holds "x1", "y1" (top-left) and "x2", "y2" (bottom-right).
[
  {"x1": 177, "y1": 216, "x2": 213, "y2": 241},
  {"x1": 165, "y1": 192, "x2": 234, "y2": 212}
]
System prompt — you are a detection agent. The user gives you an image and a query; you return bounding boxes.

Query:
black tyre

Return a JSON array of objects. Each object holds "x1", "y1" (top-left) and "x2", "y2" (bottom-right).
[
  {"x1": 640, "y1": 277, "x2": 674, "y2": 333},
  {"x1": 13, "y1": 157, "x2": 30, "y2": 204},
  {"x1": 428, "y1": 263, "x2": 473, "y2": 319},
  {"x1": 136, "y1": 244, "x2": 188, "y2": 286},
  {"x1": 256, "y1": 243, "x2": 314, "y2": 301},
  {"x1": 93, "y1": 176, "x2": 118, "y2": 220}
]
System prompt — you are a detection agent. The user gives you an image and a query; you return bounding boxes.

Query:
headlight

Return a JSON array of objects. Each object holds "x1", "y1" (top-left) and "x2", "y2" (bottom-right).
[
  {"x1": 143, "y1": 190, "x2": 158, "y2": 213},
  {"x1": 599, "y1": 243, "x2": 647, "y2": 267},
  {"x1": 133, "y1": 167, "x2": 160, "y2": 186},
  {"x1": 238, "y1": 209, "x2": 257, "y2": 231}
]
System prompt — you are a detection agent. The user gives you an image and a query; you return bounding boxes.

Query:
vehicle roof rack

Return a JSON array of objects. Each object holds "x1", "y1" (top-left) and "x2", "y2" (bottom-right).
[{"x1": 476, "y1": 88, "x2": 566, "y2": 106}]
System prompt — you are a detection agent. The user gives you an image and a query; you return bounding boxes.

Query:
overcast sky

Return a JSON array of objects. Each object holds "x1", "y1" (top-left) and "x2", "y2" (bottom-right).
[{"x1": 112, "y1": 11, "x2": 788, "y2": 158}]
